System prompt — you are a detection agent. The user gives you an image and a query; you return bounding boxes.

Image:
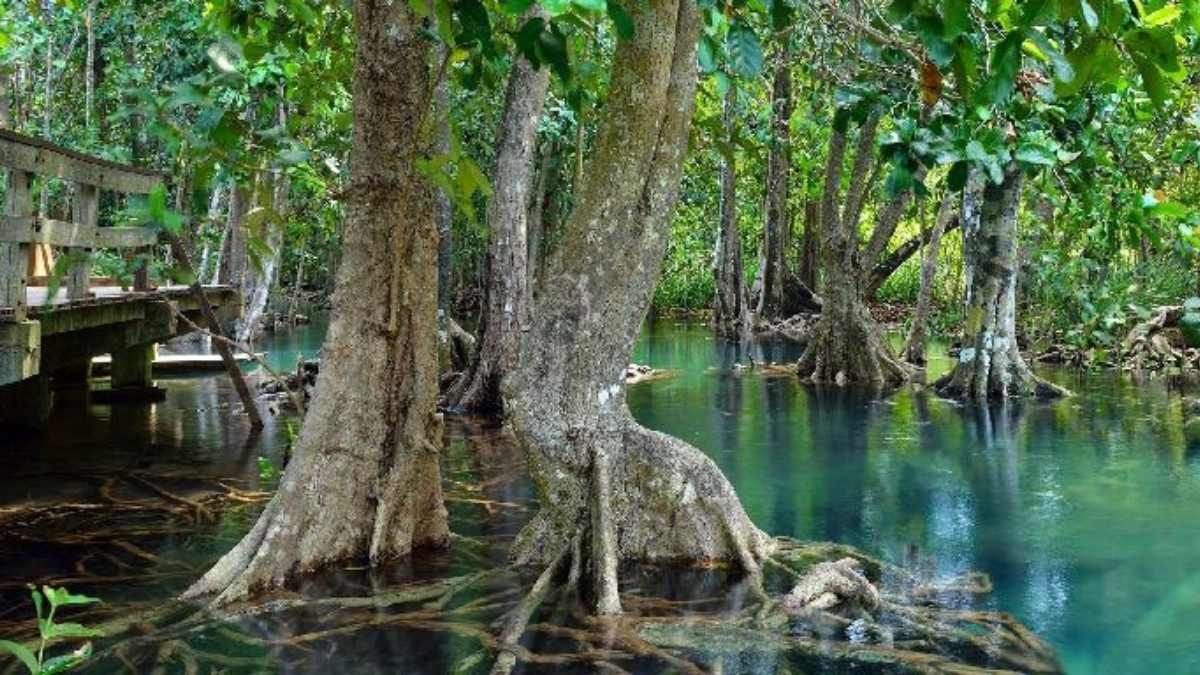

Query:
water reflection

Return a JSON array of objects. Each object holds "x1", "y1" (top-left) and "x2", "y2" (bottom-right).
[{"x1": 2, "y1": 319, "x2": 1199, "y2": 673}]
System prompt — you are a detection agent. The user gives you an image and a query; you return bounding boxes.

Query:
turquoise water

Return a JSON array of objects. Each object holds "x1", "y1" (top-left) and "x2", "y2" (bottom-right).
[
  {"x1": 630, "y1": 320, "x2": 1200, "y2": 675},
  {"x1": 1, "y1": 317, "x2": 1198, "y2": 673}
]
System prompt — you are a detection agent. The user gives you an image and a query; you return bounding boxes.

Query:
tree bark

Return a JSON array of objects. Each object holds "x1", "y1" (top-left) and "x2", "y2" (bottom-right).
[
  {"x1": 799, "y1": 199, "x2": 819, "y2": 290},
  {"x1": 434, "y1": 55, "x2": 454, "y2": 324},
  {"x1": 237, "y1": 97, "x2": 291, "y2": 344},
  {"x1": 901, "y1": 193, "x2": 955, "y2": 365},
  {"x1": 934, "y1": 163, "x2": 1067, "y2": 400},
  {"x1": 756, "y1": 63, "x2": 793, "y2": 321},
  {"x1": 184, "y1": 0, "x2": 449, "y2": 605},
  {"x1": 796, "y1": 113, "x2": 914, "y2": 387},
  {"x1": 85, "y1": 0, "x2": 97, "y2": 131},
  {"x1": 197, "y1": 184, "x2": 226, "y2": 285},
  {"x1": 505, "y1": 0, "x2": 769, "y2": 616},
  {"x1": 445, "y1": 13, "x2": 550, "y2": 413},
  {"x1": 711, "y1": 85, "x2": 750, "y2": 341}
]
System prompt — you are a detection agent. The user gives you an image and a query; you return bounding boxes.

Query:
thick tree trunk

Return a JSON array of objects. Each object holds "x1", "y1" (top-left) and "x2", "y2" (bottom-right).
[
  {"x1": 711, "y1": 85, "x2": 750, "y2": 341},
  {"x1": 445, "y1": 17, "x2": 550, "y2": 413},
  {"x1": 184, "y1": 0, "x2": 449, "y2": 605},
  {"x1": 934, "y1": 163, "x2": 1066, "y2": 400},
  {"x1": 505, "y1": 0, "x2": 769, "y2": 617},
  {"x1": 902, "y1": 194, "x2": 955, "y2": 365},
  {"x1": 796, "y1": 115, "x2": 913, "y2": 387},
  {"x1": 756, "y1": 63, "x2": 793, "y2": 321},
  {"x1": 525, "y1": 139, "x2": 554, "y2": 290}
]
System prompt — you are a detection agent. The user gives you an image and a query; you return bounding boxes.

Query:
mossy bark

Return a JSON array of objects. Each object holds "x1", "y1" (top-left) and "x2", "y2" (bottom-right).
[
  {"x1": 183, "y1": 0, "x2": 449, "y2": 605},
  {"x1": 506, "y1": 0, "x2": 770, "y2": 615},
  {"x1": 935, "y1": 164, "x2": 1067, "y2": 400}
]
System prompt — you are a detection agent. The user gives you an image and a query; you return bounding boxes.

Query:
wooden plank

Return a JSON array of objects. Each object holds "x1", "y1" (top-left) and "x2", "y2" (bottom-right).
[
  {"x1": 0, "y1": 129, "x2": 163, "y2": 194},
  {"x1": 68, "y1": 183, "x2": 98, "y2": 300},
  {"x1": 1, "y1": 170, "x2": 32, "y2": 319},
  {"x1": 0, "y1": 216, "x2": 157, "y2": 248}
]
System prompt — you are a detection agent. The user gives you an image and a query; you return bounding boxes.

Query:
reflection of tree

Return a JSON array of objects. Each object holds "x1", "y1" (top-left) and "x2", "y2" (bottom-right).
[
  {"x1": 803, "y1": 386, "x2": 874, "y2": 545},
  {"x1": 762, "y1": 374, "x2": 795, "y2": 535}
]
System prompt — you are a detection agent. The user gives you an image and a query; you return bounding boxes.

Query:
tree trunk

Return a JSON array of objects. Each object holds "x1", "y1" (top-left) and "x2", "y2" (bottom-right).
[
  {"x1": 756, "y1": 62, "x2": 792, "y2": 321},
  {"x1": 289, "y1": 243, "x2": 305, "y2": 324},
  {"x1": 219, "y1": 184, "x2": 250, "y2": 287},
  {"x1": 796, "y1": 114, "x2": 913, "y2": 387},
  {"x1": 934, "y1": 163, "x2": 1066, "y2": 400},
  {"x1": 711, "y1": 85, "x2": 750, "y2": 341},
  {"x1": 434, "y1": 56, "x2": 454, "y2": 325},
  {"x1": 798, "y1": 198, "x2": 819, "y2": 291},
  {"x1": 238, "y1": 98, "x2": 291, "y2": 344},
  {"x1": 445, "y1": 14, "x2": 550, "y2": 413},
  {"x1": 85, "y1": 0, "x2": 97, "y2": 131},
  {"x1": 901, "y1": 193, "x2": 955, "y2": 365},
  {"x1": 184, "y1": 0, "x2": 449, "y2": 605},
  {"x1": 505, "y1": 0, "x2": 769, "y2": 616},
  {"x1": 197, "y1": 184, "x2": 226, "y2": 284}
]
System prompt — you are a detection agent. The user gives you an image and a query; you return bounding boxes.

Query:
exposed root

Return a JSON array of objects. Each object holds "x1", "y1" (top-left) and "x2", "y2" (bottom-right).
[
  {"x1": 490, "y1": 541, "x2": 573, "y2": 675},
  {"x1": 796, "y1": 301, "x2": 916, "y2": 388}
]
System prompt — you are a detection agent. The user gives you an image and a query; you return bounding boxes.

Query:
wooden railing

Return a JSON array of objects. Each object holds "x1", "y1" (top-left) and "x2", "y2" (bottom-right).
[{"x1": 0, "y1": 128, "x2": 164, "y2": 321}]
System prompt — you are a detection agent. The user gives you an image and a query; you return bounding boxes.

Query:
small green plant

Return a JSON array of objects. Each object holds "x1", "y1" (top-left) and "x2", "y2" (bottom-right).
[
  {"x1": 257, "y1": 456, "x2": 278, "y2": 482},
  {"x1": 0, "y1": 586, "x2": 102, "y2": 675}
]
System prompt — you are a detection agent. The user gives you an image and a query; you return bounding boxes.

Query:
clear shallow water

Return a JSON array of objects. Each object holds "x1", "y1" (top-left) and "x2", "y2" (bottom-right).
[
  {"x1": 630, "y1": 319, "x2": 1200, "y2": 675},
  {"x1": 0, "y1": 317, "x2": 1197, "y2": 674}
]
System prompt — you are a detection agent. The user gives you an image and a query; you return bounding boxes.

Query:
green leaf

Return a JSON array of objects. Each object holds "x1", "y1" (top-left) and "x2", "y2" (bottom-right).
[
  {"x1": 0, "y1": 640, "x2": 38, "y2": 675},
  {"x1": 500, "y1": 0, "x2": 534, "y2": 13},
  {"x1": 1123, "y1": 26, "x2": 1181, "y2": 73},
  {"x1": 542, "y1": 0, "x2": 571, "y2": 15},
  {"x1": 1078, "y1": 0, "x2": 1099, "y2": 29},
  {"x1": 1027, "y1": 30, "x2": 1074, "y2": 82},
  {"x1": 606, "y1": 1, "x2": 635, "y2": 39},
  {"x1": 40, "y1": 622, "x2": 103, "y2": 641},
  {"x1": 1019, "y1": 0, "x2": 1057, "y2": 26},
  {"x1": 29, "y1": 586, "x2": 43, "y2": 621},
  {"x1": 977, "y1": 31, "x2": 1023, "y2": 106},
  {"x1": 1143, "y1": 3, "x2": 1182, "y2": 25},
  {"x1": 1015, "y1": 143, "x2": 1057, "y2": 165},
  {"x1": 40, "y1": 643, "x2": 93, "y2": 675},
  {"x1": 942, "y1": 0, "x2": 971, "y2": 38},
  {"x1": 573, "y1": 0, "x2": 605, "y2": 13},
  {"x1": 769, "y1": 0, "x2": 794, "y2": 31},
  {"x1": 514, "y1": 16, "x2": 545, "y2": 65},
  {"x1": 1131, "y1": 53, "x2": 1169, "y2": 106},
  {"x1": 887, "y1": 0, "x2": 915, "y2": 21},
  {"x1": 726, "y1": 23, "x2": 764, "y2": 78},
  {"x1": 948, "y1": 160, "x2": 969, "y2": 190},
  {"x1": 535, "y1": 23, "x2": 571, "y2": 82}
]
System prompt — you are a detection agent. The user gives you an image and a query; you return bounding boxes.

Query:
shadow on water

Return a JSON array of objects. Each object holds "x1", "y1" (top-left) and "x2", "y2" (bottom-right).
[{"x1": 0, "y1": 317, "x2": 1197, "y2": 673}]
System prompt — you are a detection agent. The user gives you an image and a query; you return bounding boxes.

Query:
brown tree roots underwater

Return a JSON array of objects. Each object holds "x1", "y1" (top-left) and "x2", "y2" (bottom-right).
[{"x1": 0, "y1": 446, "x2": 1063, "y2": 674}]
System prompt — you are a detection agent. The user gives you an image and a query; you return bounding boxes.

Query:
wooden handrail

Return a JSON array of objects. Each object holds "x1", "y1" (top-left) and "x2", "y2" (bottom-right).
[
  {"x1": 0, "y1": 128, "x2": 164, "y2": 194},
  {"x1": 0, "y1": 216, "x2": 157, "y2": 248}
]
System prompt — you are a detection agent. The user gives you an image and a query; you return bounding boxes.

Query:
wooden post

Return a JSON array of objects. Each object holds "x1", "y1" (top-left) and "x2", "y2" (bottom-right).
[
  {"x1": 68, "y1": 182, "x2": 98, "y2": 300},
  {"x1": 163, "y1": 232, "x2": 263, "y2": 430},
  {"x1": 2, "y1": 170, "x2": 33, "y2": 319},
  {"x1": 133, "y1": 245, "x2": 151, "y2": 292}
]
